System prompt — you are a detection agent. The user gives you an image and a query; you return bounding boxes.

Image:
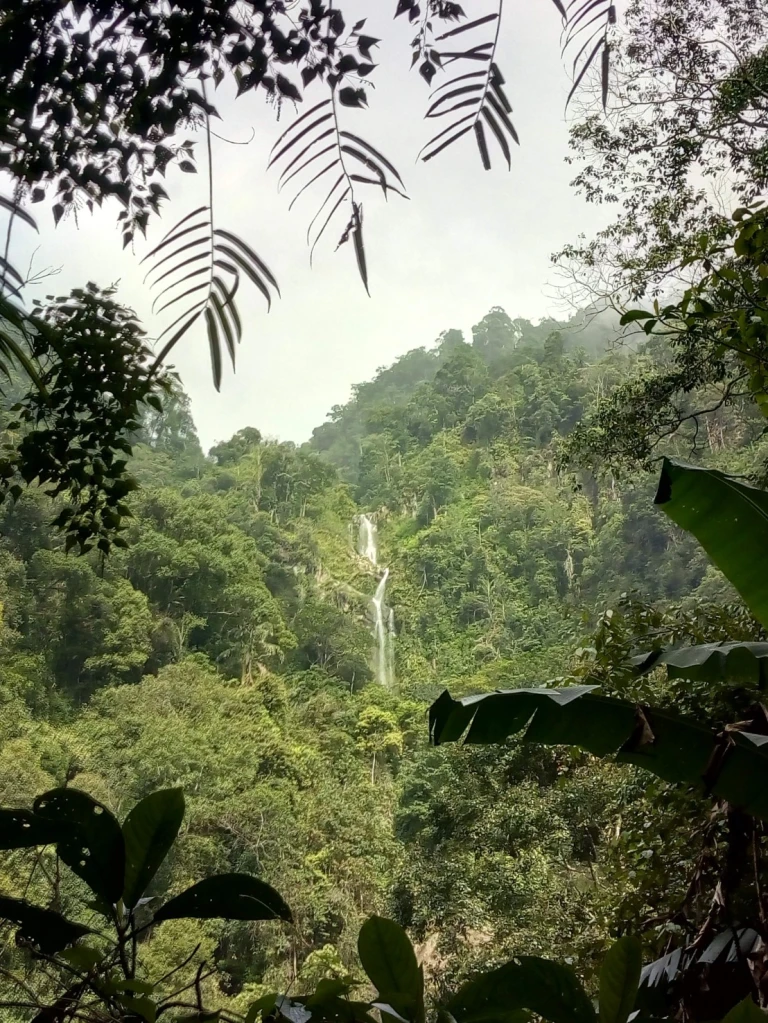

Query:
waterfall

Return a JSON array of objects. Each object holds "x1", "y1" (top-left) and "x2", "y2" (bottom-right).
[
  {"x1": 358, "y1": 514, "x2": 377, "y2": 566},
  {"x1": 357, "y1": 514, "x2": 395, "y2": 687}
]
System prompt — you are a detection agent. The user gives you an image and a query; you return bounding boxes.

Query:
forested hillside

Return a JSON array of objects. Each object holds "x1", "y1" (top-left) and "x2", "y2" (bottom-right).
[{"x1": 1, "y1": 303, "x2": 763, "y2": 1014}]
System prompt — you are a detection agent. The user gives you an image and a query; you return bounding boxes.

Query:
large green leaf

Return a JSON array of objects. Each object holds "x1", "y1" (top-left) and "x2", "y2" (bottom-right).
[
  {"x1": 33, "y1": 788, "x2": 125, "y2": 905},
  {"x1": 0, "y1": 807, "x2": 64, "y2": 849},
  {"x1": 633, "y1": 642, "x2": 768, "y2": 684},
  {"x1": 447, "y1": 956, "x2": 595, "y2": 1023},
  {"x1": 122, "y1": 788, "x2": 184, "y2": 910},
  {"x1": 599, "y1": 937, "x2": 642, "y2": 1023},
  {"x1": 358, "y1": 916, "x2": 424, "y2": 1023},
  {"x1": 429, "y1": 687, "x2": 768, "y2": 820},
  {"x1": 0, "y1": 895, "x2": 91, "y2": 954},
  {"x1": 720, "y1": 997, "x2": 767, "y2": 1023},
  {"x1": 655, "y1": 458, "x2": 768, "y2": 628},
  {"x1": 154, "y1": 873, "x2": 292, "y2": 923}
]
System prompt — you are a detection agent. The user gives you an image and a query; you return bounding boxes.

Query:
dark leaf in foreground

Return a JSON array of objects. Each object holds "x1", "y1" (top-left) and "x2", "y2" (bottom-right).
[
  {"x1": 0, "y1": 808, "x2": 64, "y2": 849},
  {"x1": 0, "y1": 896, "x2": 91, "y2": 954},
  {"x1": 122, "y1": 788, "x2": 185, "y2": 910},
  {"x1": 429, "y1": 686, "x2": 768, "y2": 821},
  {"x1": 155, "y1": 873, "x2": 292, "y2": 923},
  {"x1": 655, "y1": 459, "x2": 768, "y2": 629},
  {"x1": 34, "y1": 788, "x2": 125, "y2": 904}
]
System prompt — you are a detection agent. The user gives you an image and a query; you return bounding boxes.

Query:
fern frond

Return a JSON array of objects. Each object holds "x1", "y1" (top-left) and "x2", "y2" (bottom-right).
[
  {"x1": 418, "y1": 1, "x2": 518, "y2": 170},
  {"x1": 269, "y1": 86, "x2": 406, "y2": 292},
  {"x1": 143, "y1": 208, "x2": 278, "y2": 390},
  {"x1": 556, "y1": 0, "x2": 615, "y2": 108},
  {"x1": 0, "y1": 196, "x2": 45, "y2": 391}
]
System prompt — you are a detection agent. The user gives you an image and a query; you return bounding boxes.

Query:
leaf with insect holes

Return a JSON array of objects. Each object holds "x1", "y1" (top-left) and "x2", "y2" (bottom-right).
[
  {"x1": 269, "y1": 89, "x2": 406, "y2": 291},
  {"x1": 142, "y1": 208, "x2": 278, "y2": 390},
  {"x1": 33, "y1": 788, "x2": 125, "y2": 904},
  {"x1": 0, "y1": 896, "x2": 92, "y2": 954}
]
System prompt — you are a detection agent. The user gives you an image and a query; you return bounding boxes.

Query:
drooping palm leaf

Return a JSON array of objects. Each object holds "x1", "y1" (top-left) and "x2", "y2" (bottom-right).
[
  {"x1": 633, "y1": 642, "x2": 768, "y2": 685},
  {"x1": 142, "y1": 207, "x2": 278, "y2": 390},
  {"x1": 553, "y1": 0, "x2": 615, "y2": 108},
  {"x1": 0, "y1": 195, "x2": 46, "y2": 391},
  {"x1": 418, "y1": 0, "x2": 519, "y2": 171},
  {"x1": 269, "y1": 89, "x2": 406, "y2": 293}
]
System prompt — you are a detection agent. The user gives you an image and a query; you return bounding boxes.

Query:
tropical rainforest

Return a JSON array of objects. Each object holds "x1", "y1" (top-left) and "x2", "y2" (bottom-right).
[
  {"x1": 0, "y1": 298, "x2": 765, "y2": 1019},
  {"x1": 2, "y1": 0, "x2": 768, "y2": 1020}
]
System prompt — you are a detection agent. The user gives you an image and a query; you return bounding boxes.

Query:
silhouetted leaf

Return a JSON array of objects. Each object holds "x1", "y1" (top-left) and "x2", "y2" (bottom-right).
[
  {"x1": 426, "y1": 84, "x2": 483, "y2": 117},
  {"x1": 474, "y1": 121, "x2": 491, "y2": 169},
  {"x1": 205, "y1": 306, "x2": 222, "y2": 391},
  {"x1": 599, "y1": 937, "x2": 642, "y2": 1023},
  {"x1": 270, "y1": 100, "x2": 332, "y2": 154},
  {"x1": 214, "y1": 229, "x2": 280, "y2": 292},
  {"x1": 277, "y1": 134, "x2": 336, "y2": 189},
  {"x1": 0, "y1": 896, "x2": 91, "y2": 954},
  {"x1": 352, "y1": 205, "x2": 369, "y2": 295},
  {"x1": 0, "y1": 808, "x2": 63, "y2": 849},
  {"x1": 435, "y1": 13, "x2": 498, "y2": 40},
  {"x1": 268, "y1": 112, "x2": 333, "y2": 168},
  {"x1": 211, "y1": 290, "x2": 237, "y2": 368},
  {"x1": 340, "y1": 132, "x2": 405, "y2": 186},
  {"x1": 34, "y1": 788, "x2": 125, "y2": 904},
  {"x1": 358, "y1": 917, "x2": 424, "y2": 1023},
  {"x1": 721, "y1": 998, "x2": 767, "y2": 1023},
  {"x1": 448, "y1": 956, "x2": 594, "y2": 1023},
  {"x1": 655, "y1": 459, "x2": 768, "y2": 628},
  {"x1": 155, "y1": 873, "x2": 292, "y2": 923},
  {"x1": 421, "y1": 118, "x2": 474, "y2": 162},
  {"x1": 122, "y1": 788, "x2": 185, "y2": 910},
  {"x1": 481, "y1": 107, "x2": 511, "y2": 168},
  {"x1": 339, "y1": 87, "x2": 368, "y2": 108},
  {"x1": 0, "y1": 195, "x2": 38, "y2": 231},
  {"x1": 309, "y1": 186, "x2": 350, "y2": 264}
]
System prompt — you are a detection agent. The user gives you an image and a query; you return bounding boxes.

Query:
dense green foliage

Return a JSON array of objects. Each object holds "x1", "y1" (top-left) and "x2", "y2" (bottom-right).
[{"x1": 2, "y1": 301, "x2": 766, "y2": 1018}]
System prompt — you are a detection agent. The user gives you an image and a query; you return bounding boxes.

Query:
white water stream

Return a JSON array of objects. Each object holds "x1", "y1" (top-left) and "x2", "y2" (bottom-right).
[{"x1": 357, "y1": 514, "x2": 395, "y2": 687}]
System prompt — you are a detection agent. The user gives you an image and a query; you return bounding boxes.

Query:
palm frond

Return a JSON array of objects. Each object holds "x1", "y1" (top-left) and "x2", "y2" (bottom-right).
[
  {"x1": 556, "y1": 0, "x2": 615, "y2": 108},
  {"x1": 415, "y1": 0, "x2": 518, "y2": 170},
  {"x1": 143, "y1": 208, "x2": 278, "y2": 391},
  {"x1": 0, "y1": 196, "x2": 45, "y2": 391},
  {"x1": 269, "y1": 87, "x2": 406, "y2": 292},
  {"x1": 420, "y1": 50, "x2": 517, "y2": 170}
]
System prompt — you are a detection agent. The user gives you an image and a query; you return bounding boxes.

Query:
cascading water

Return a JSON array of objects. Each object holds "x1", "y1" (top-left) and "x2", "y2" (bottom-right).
[
  {"x1": 357, "y1": 514, "x2": 395, "y2": 687},
  {"x1": 358, "y1": 514, "x2": 378, "y2": 566}
]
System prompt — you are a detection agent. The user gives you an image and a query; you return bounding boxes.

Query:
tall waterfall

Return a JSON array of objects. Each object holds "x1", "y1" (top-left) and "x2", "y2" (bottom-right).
[{"x1": 357, "y1": 514, "x2": 395, "y2": 687}]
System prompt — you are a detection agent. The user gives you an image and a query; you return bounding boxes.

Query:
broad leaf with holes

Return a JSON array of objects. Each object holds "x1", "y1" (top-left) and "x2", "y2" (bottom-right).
[
  {"x1": 0, "y1": 807, "x2": 64, "y2": 849},
  {"x1": 33, "y1": 788, "x2": 125, "y2": 905},
  {"x1": 0, "y1": 896, "x2": 91, "y2": 954}
]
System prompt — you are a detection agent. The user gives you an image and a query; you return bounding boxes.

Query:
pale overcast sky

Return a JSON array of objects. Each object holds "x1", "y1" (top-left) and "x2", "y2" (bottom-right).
[{"x1": 10, "y1": 0, "x2": 612, "y2": 450}]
